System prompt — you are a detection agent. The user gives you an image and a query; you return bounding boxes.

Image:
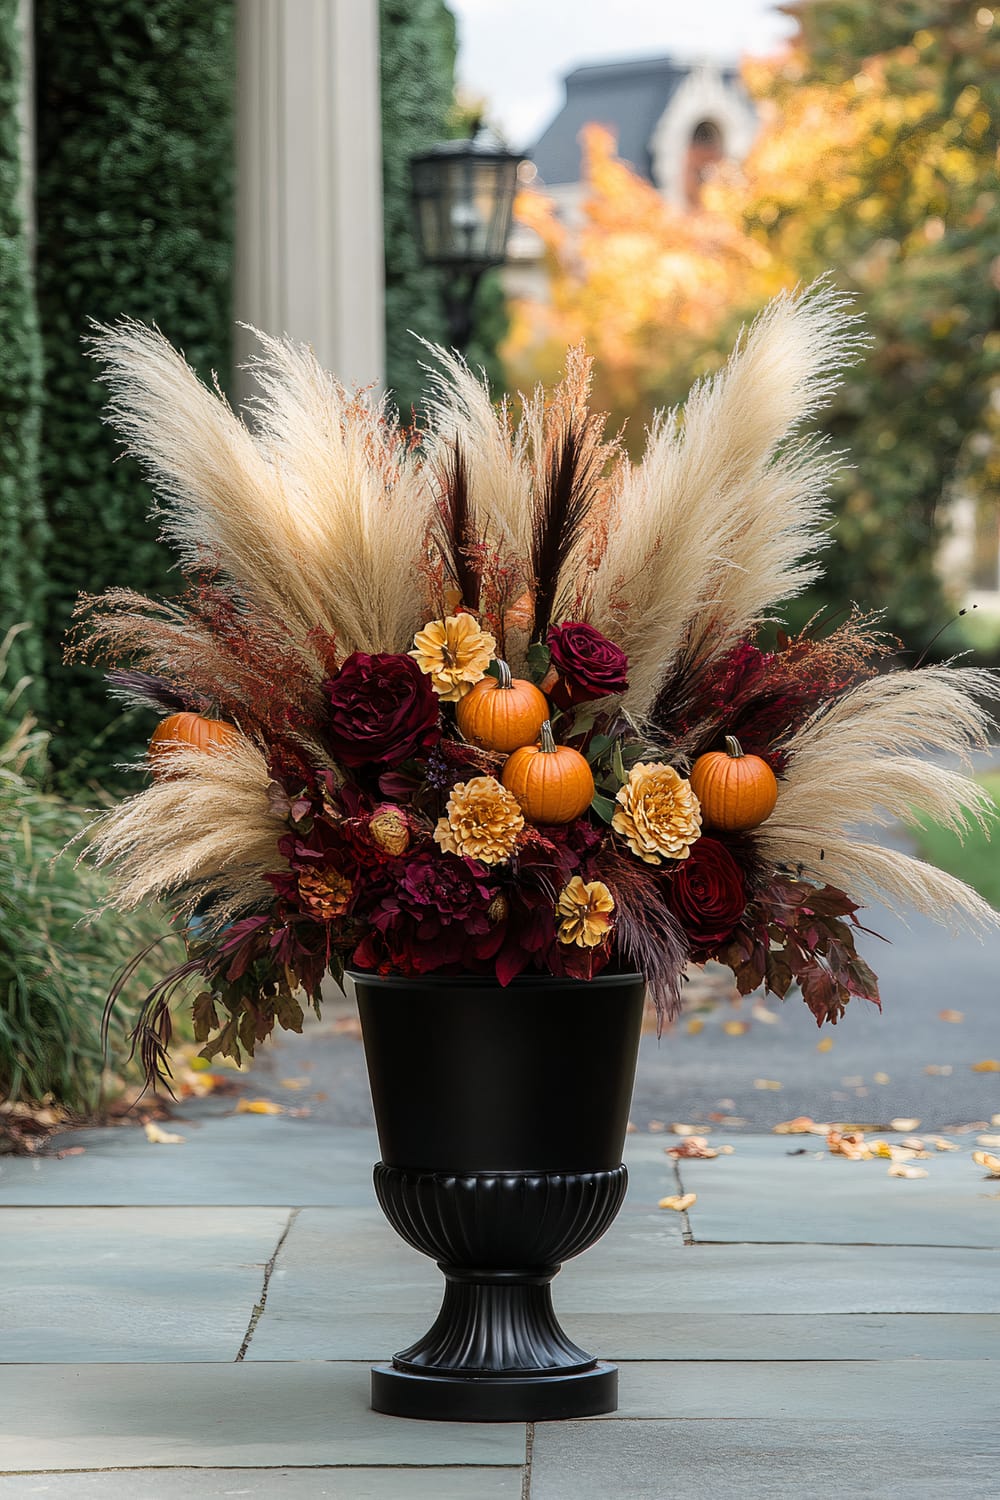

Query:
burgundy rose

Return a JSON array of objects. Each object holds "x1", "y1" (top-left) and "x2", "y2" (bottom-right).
[
  {"x1": 324, "y1": 652, "x2": 440, "y2": 767},
  {"x1": 547, "y1": 622, "x2": 629, "y2": 708},
  {"x1": 668, "y1": 837, "x2": 746, "y2": 950}
]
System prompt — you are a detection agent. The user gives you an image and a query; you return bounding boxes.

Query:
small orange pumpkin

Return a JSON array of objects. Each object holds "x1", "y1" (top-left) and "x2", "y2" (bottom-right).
[
  {"x1": 148, "y1": 711, "x2": 242, "y2": 776},
  {"x1": 501, "y1": 720, "x2": 595, "y2": 825},
  {"x1": 455, "y1": 660, "x2": 549, "y2": 753},
  {"x1": 689, "y1": 735, "x2": 778, "y2": 831}
]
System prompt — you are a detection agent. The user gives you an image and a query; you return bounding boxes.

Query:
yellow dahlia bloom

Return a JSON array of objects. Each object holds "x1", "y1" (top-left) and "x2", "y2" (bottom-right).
[
  {"x1": 410, "y1": 615, "x2": 497, "y2": 702},
  {"x1": 556, "y1": 877, "x2": 615, "y2": 947},
  {"x1": 434, "y1": 776, "x2": 524, "y2": 864},
  {"x1": 612, "y1": 762, "x2": 702, "y2": 864}
]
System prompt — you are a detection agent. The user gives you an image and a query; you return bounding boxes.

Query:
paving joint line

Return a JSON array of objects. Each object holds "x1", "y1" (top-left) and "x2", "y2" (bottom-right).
[
  {"x1": 521, "y1": 1420, "x2": 534, "y2": 1500},
  {"x1": 235, "y1": 1206, "x2": 300, "y2": 1361},
  {"x1": 672, "y1": 1160, "x2": 695, "y2": 1245}
]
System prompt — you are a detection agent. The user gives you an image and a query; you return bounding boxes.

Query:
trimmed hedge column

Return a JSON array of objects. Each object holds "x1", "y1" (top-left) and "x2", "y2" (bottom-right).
[
  {"x1": 33, "y1": 0, "x2": 236, "y2": 775},
  {"x1": 0, "y1": 0, "x2": 47, "y2": 718}
]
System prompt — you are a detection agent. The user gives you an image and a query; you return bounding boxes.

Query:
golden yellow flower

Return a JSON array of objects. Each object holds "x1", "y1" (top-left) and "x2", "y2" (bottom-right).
[
  {"x1": 612, "y1": 761, "x2": 702, "y2": 864},
  {"x1": 369, "y1": 807, "x2": 410, "y2": 855},
  {"x1": 434, "y1": 775, "x2": 525, "y2": 864},
  {"x1": 297, "y1": 867, "x2": 353, "y2": 920},
  {"x1": 410, "y1": 615, "x2": 497, "y2": 702},
  {"x1": 556, "y1": 877, "x2": 615, "y2": 947}
]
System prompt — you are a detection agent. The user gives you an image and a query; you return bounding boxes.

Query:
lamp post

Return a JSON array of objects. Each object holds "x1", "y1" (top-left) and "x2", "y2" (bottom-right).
[{"x1": 410, "y1": 127, "x2": 522, "y2": 354}]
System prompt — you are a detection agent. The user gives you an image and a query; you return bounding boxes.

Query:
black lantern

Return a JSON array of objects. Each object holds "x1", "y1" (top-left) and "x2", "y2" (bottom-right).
[{"x1": 410, "y1": 128, "x2": 521, "y2": 353}]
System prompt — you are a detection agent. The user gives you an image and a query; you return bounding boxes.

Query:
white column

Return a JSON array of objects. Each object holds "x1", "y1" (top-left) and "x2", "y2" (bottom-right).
[{"x1": 234, "y1": 0, "x2": 384, "y2": 395}]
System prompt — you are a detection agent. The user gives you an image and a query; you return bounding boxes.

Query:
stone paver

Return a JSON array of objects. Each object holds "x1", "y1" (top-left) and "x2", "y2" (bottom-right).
[
  {"x1": 0, "y1": 1363, "x2": 525, "y2": 1472},
  {"x1": 0, "y1": 1118, "x2": 376, "y2": 1207},
  {"x1": 529, "y1": 1419, "x2": 1000, "y2": 1500},
  {"x1": 0, "y1": 1472, "x2": 522, "y2": 1498},
  {"x1": 2, "y1": 1111, "x2": 996, "y2": 1492},
  {"x1": 625, "y1": 1133, "x2": 1000, "y2": 1247},
  {"x1": 0, "y1": 1207, "x2": 289, "y2": 1362}
]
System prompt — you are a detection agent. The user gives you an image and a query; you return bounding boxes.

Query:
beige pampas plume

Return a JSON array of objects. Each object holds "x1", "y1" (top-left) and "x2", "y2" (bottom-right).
[
  {"x1": 89, "y1": 321, "x2": 434, "y2": 658},
  {"x1": 586, "y1": 278, "x2": 867, "y2": 719},
  {"x1": 242, "y1": 330, "x2": 434, "y2": 655},
  {"x1": 757, "y1": 667, "x2": 1000, "y2": 930},
  {"x1": 86, "y1": 737, "x2": 284, "y2": 930},
  {"x1": 420, "y1": 341, "x2": 536, "y2": 569}
]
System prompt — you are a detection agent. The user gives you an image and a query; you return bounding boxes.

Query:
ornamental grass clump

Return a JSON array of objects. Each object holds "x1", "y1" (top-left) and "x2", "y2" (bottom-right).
[
  {"x1": 73, "y1": 281, "x2": 1000, "y2": 1086},
  {"x1": 0, "y1": 630, "x2": 179, "y2": 1114}
]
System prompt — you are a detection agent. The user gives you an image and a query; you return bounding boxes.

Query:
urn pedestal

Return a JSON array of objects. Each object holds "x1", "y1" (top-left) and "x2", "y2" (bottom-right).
[{"x1": 352, "y1": 970, "x2": 645, "y2": 1422}]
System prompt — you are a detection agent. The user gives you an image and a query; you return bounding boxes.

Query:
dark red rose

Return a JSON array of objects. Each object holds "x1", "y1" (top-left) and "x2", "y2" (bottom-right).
[
  {"x1": 324, "y1": 652, "x2": 440, "y2": 767},
  {"x1": 547, "y1": 623, "x2": 629, "y2": 708},
  {"x1": 668, "y1": 837, "x2": 746, "y2": 950}
]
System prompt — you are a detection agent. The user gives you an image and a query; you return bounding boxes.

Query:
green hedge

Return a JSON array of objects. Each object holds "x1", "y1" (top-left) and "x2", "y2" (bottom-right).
[
  {"x1": 0, "y1": 0, "x2": 47, "y2": 723},
  {"x1": 33, "y1": 0, "x2": 236, "y2": 778},
  {"x1": 380, "y1": 0, "x2": 506, "y2": 418}
]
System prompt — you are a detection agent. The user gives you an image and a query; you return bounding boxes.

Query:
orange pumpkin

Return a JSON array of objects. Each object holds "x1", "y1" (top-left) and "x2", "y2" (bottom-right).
[
  {"x1": 501, "y1": 720, "x2": 595, "y2": 824},
  {"x1": 455, "y1": 660, "x2": 548, "y2": 753},
  {"x1": 689, "y1": 735, "x2": 778, "y2": 831},
  {"x1": 148, "y1": 712, "x2": 242, "y2": 776}
]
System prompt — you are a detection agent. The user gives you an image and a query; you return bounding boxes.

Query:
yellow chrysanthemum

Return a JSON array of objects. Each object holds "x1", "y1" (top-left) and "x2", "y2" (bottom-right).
[
  {"x1": 556, "y1": 877, "x2": 615, "y2": 947},
  {"x1": 612, "y1": 762, "x2": 702, "y2": 864},
  {"x1": 434, "y1": 775, "x2": 524, "y2": 865},
  {"x1": 410, "y1": 615, "x2": 497, "y2": 702}
]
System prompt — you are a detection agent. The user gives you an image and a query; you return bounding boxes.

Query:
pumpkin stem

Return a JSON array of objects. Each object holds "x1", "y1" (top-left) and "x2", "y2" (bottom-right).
[
  {"x1": 495, "y1": 659, "x2": 513, "y2": 690},
  {"x1": 539, "y1": 719, "x2": 557, "y2": 754},
  {"x1": 724, "y1": 735, "x2": 745, "y2": 759}
]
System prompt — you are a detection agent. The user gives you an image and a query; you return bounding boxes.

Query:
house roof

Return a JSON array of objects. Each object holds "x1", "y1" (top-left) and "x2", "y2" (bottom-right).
[{"x1": 530, "y1": 54, "x2": 739, "y2": 188}]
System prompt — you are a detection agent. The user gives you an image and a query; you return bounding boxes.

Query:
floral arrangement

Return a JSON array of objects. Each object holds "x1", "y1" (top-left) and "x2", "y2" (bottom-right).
[{"x1": 75, "y1": 283, "x2": 998, "y2": 1085}]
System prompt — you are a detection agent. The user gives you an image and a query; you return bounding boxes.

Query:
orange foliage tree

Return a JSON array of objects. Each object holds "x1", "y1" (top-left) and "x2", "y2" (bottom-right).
[
  {"x1": 504, "y1": 3, "x2": 1000, "y2": 639},
  {"x1": 503, "y1": 124, "x2": 780, "y2": 438}
]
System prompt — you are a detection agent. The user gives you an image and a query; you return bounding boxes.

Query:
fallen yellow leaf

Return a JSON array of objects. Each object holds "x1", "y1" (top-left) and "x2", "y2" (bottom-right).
[
  {"x1": 888, "y1": 1164, "x2": 929, "y2": 1179},
  {"x1": 751, "y1": 1005, "x2": 778, "y2": 1025},
  {"x1": 972, "y1": 1060, "x2": 1000, "y2": 1073},
  {"x1": 924, "y1": 1064, "x2": 953, "y2": 1076},
  {"x1": 972, "y1": 1150, "x2": 1000, "y2": 1177},
  {"x1": 773, "y1": 1116, "x2": 828, "y2": 1135},
  {"x1": 873, "y1": 1072, "x2": 890, "y2": 1085},
  {"x1": 889, "y1": 1117, "x2": 921, "y2": 1132},
  {"x1": 754, "y1": 1078, "x2": 782, "y2": 1091},
  {"x1": 144, "y1": 1122, "x2": 185, "y2": 1145},
  {"x1": 234, "y1": 1098, "x2": 285, "y2": 1115},
  {"x1": 723, "y1": 1020, "x2": 749, "y2": 1036},
  {"x1": 658, "y1": 1193, "x2": 697, "y2": 1211},
  {"x1": 666, "y1": 1137, "x2": 720, "y2": 1159},
  {"x1": 279, "y1": 1077, "x2": 310, "y2": 1090},
  {"x1": 938, "y1": 1009, "x2": 964, "y2": 1024},
  {"x1": 685, "y1": 1017, "x2": 704, "y2": 1036},
  {"x1": 931, "y1": 1137, "x2": 959, "y2": 1152},
  {"x1": 670, "y1": 1123, "x2": 709, "y2": 1136},
  {"x1": 816, "y1": 1036, "x2": 834, "y2": 1053}
]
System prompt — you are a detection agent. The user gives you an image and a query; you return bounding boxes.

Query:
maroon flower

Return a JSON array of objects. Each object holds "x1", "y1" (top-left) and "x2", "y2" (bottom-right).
[
  {"x1": 324, "y1": 652, "x2": 440, "y2": 767},
  {"x1": 668, "y1": 837, "x2": 746, "y2": 950},
  {"x1": 547, "y1": 623, "x2": 629, "y2": 708}
]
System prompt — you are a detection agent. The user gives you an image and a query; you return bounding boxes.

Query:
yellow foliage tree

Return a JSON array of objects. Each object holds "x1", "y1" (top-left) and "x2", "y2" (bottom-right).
[{"x1": 503, "y1": 124, "x2": 780, "y2": 436}]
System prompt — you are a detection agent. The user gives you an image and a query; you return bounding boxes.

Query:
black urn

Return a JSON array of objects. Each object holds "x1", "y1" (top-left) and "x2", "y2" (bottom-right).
[{"x1": 353, "y1": 969, "x2": 645, "y2": 1422}]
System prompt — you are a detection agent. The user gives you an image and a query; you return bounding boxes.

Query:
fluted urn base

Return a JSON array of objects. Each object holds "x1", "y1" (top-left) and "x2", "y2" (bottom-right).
[
  {"x1": 352, "y1": 969, "x2": 646, "y2": 1423},
  {"x1": 370, "y1": 1163, "x2": 627, "y2": 1421}
]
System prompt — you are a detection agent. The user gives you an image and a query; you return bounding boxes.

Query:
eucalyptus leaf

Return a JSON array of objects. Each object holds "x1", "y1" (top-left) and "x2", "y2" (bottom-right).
[{"x1": 591, "y1": 792, "x2": 617, "y2": 824}]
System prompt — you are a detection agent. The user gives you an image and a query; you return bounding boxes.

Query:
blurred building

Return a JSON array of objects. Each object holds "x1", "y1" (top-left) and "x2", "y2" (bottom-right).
[{"x1": 505, "y1": 55, "x2": 757, "y2": 303}]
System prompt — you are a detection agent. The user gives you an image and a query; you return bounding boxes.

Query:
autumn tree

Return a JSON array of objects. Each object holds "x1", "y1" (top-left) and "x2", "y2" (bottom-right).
[
  {"x1": 504, "y1": 124, "x2": 778, "y2": 442},
  {"x1": 505, "y1": 2, "x2": 999, "y2": 639},
  {"x1": 712, "y1": 0, "x2": 1000, "y2": 636}
]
